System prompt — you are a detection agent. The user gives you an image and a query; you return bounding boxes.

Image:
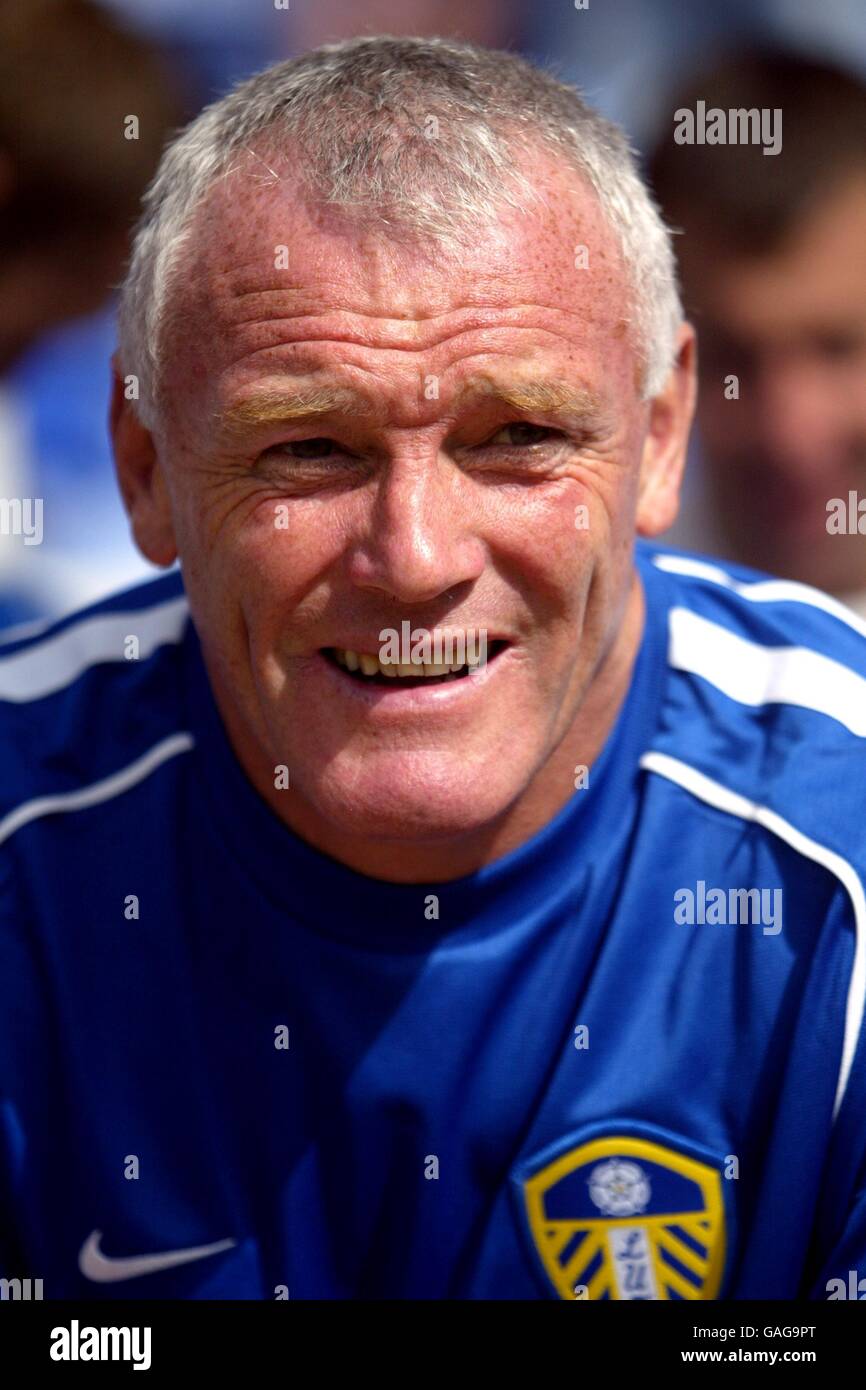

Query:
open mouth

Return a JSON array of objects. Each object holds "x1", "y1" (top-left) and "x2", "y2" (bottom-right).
[{"x1": 321, "y1": 640, "x2": 509, "y2": 688}]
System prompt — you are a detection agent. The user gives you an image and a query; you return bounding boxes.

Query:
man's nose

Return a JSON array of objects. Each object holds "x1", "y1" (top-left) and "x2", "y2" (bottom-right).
[
  {"x1": 753, "y1": 360, "x2": 843, "y2": 478},
  {"x1": 346, "y1": 453, "x2": 486, "y2": 605}
]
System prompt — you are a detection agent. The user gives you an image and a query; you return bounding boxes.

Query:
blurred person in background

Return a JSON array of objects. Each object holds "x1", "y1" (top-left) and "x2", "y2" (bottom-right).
[
  {"x1": 285, "y1": 0, "x2": 517, "y2": 52},
  {"x1": 0, "y1": 0, "x2": 182, "y2": 625},
  {"x1": 650, "y1": 50, "x2": 866, "y2": 615},
  {"x1": 523, "y1": 0, "x2": 866, "y2": 148}
]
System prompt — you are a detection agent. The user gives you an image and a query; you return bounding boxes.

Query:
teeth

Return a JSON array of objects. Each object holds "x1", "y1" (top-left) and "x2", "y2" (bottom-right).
[{"x1": 331, "y1": 648, "x2": 478, "y2": 679}]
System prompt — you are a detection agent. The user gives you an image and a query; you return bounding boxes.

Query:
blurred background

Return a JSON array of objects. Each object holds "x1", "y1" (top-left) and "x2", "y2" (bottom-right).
[{"x1": 1, "y1": 0, "x2": 864, "y2": 630}]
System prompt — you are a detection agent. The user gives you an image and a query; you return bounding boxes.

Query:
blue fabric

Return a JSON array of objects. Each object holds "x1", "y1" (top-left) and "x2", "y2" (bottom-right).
[{"x1": 1, "y1": 542, "x2": 864, "y2": 1299}]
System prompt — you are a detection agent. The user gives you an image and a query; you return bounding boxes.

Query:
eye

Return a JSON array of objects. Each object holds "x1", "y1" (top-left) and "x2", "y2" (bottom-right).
[
  {"x1": 814, "y1": 330, "x2": 863, "y2": 362},
  {"x1": 269, "y1": 437, "x2": 338, "y2": 460},
  {"x1": 485, "y1": 422, "x2": 564, "y2": 448}
]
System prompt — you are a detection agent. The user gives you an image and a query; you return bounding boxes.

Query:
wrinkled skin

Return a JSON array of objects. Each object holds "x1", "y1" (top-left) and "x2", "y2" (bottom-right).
[{"x1": 112, "y1": 148, "x2": 695, "y2": 881}]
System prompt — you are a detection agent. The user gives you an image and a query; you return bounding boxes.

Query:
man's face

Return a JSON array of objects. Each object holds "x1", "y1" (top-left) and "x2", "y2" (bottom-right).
[
  {"x1": 681, "y1": 173, "x2": 866, "y2": 594},
  {"x1": 117, "y1": 151, "x2": 690, "y2": 860}
]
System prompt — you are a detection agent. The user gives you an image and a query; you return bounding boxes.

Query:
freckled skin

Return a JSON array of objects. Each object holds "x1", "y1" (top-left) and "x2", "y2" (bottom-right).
[{"x1": 112, "y1": 147, "x2": 695, "y2": 882}]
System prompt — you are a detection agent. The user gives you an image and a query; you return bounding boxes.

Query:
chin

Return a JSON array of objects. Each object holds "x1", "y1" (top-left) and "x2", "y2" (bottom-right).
[{"x1": 304, "y1": 752, "x2": 520, "y2": 844}]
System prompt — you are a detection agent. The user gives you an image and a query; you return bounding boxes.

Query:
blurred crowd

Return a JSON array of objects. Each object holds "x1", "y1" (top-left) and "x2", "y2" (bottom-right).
[{"x1": 1, "y1": 0, "x2": 864, "y2": 628}]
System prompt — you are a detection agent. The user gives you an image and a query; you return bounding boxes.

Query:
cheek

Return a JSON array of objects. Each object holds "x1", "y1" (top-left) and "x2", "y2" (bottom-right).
[
  {"x1": 470, "y1": 459, "x2": 637, "y2": 618},
  {"x1": 182, "y1": 472, "x2": 337, "y2": 571},
  {"x1": 224, "y1": 496, "x2": 354, "y2": 641},
  {"x1": 481, "y1": 486, "x2": 603, "y2": 637},
  {"x1": 525, "y1": 459, "x2": 636, "y2": 569}
]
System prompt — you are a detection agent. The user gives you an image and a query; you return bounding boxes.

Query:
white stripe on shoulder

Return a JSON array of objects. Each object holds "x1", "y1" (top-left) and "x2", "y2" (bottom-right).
[
  {"x1": 0, "y1": 731, "x2": 194, "y2": 848},
  {"x1": 669, "y1": 607, "x2": 866, "y2": 736},
  {"x1": 653, "y1": 552, "x2": 866, "y2": 640},
  {"x1": 640, "y1": 751, "x2": 866, "y2": 1123},
  {"x1": 0, "y1": 594, "x2": 189, "y2": 703}
]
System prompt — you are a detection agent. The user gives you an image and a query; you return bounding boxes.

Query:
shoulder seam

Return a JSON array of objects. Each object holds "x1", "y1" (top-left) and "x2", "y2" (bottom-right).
[
  {"x1": 0, "y1": 595, "x2": 189, "y2": 704},
  {"x1": 667, "y1": 607, "x2": 866, "y2": 736},
  {"x1": 640, "y1": 750, "x2": 866, "y2": 1124},
  {"x1": 0, "y1": 732, "x2": 195, "y2": 848},
  {"x1": 652, "y1": 552, "x2": 866, "y2": 640}
]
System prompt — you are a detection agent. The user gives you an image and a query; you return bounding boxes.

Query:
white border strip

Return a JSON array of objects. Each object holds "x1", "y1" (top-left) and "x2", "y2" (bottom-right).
[
  {"x1": 640, "y1": 750, "x2": 866, "y2": 1122},
  {"x1": 668, "y1": 608, "x2": 866, "y2": 736},
  {"x1": 0, "y1": 596, "x2": 189, "y2": 703},
  {"x1": 0, "y1": 732, "x2": 195, "y2": 847},
  {"x1": 653, "y1": 552, "x2": 866, "y2": 641}
]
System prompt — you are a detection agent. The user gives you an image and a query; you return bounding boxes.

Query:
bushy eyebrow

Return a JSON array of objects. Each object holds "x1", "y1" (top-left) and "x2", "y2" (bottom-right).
[
  {"x1": 220, "y1": 385, "x2": 371, "y2": 432},
  {"x1": 456, "y1": 375, "x2": 605, "y2": 421},
  {"x1": 219, "y1": 374, "x2": 605, "y2": 434}
]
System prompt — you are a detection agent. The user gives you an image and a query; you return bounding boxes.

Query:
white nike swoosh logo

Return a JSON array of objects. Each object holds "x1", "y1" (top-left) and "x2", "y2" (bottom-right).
[{"x1": 79, "y1": 1229, "x2": 236, "y2": 1283}]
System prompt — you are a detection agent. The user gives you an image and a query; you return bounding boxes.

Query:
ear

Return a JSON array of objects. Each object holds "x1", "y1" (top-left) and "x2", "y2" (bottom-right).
[
  {"x1": 635, "y1": 323, "x2": 697, "y2": 537},
  {"x1": 110, "y1": 358, "x2": 177, "y2": 566}
]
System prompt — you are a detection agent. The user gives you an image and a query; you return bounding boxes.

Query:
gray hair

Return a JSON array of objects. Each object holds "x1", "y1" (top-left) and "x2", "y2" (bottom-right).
[{"x1": 118, "y1": 35, "x2": 683, "y2": 426}]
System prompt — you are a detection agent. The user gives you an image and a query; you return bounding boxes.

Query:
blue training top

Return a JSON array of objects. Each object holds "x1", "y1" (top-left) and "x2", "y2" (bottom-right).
[{"x1": 1, "y1": 542, "x2": 865, "y2": 1300}]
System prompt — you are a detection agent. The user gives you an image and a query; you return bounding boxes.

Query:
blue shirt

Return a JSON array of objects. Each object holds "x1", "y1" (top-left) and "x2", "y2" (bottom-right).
[{"x1": 1, "y1": 542, "x2": 865, "y2": 1300}]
